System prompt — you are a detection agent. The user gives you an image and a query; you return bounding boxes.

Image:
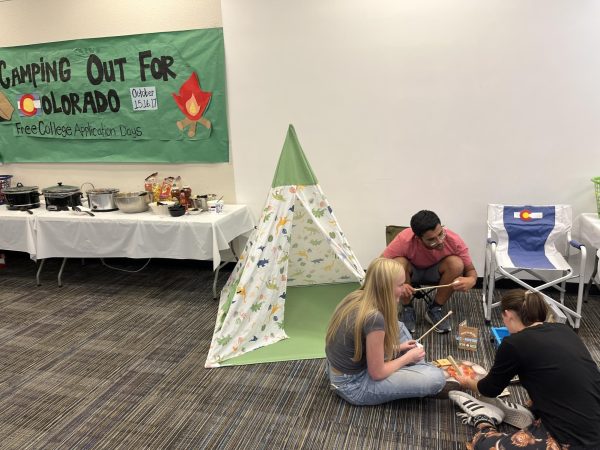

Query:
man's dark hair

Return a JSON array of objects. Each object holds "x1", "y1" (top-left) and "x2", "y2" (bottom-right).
[{"x1": 410, "y1": 210, "x2": 441, "y2": 237}]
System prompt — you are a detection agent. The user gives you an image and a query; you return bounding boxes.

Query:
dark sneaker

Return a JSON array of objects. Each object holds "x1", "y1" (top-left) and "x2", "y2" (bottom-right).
[
  {"x1": 480, "y1": 396, "x2": 534, "y2": 429},
  {"x1": 449, "y1": 391, "x2": 504, "y2": 427},
  {"x1": 425, "y1": 304, "x2": 451, "y2": 333},
  {"x1": 429, "y1": 378, "x2": 461, "y2": 399},
  {"x1": 400, "y1": 305, "x2": 416, "y2": 334}
]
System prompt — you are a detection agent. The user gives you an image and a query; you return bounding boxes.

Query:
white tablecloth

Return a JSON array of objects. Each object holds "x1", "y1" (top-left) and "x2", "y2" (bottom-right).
[
  {"x1": 1, "y1": 204, "x2": 255, "y2": 270},
  {"x1": 0, "y1": 205, "x2": 45, "y2": 258},
  {"x1": 573, "y1": 213, "x2": 600, "y2": 282}
]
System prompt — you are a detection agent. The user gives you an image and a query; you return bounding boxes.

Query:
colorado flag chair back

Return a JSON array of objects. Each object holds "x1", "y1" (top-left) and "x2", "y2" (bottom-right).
[{"x1": 483, "y1": 204, "x2": 587, "y2": 329}]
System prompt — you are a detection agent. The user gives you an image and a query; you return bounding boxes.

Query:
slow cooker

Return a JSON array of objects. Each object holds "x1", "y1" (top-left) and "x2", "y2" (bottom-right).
[
  {"x1": 42, "y1": 182, "x2": 82, "y2": 210},
  {"x1": 87, "y1": 188, "x2": 119, "y2": 212},
  {"x1": 2, "y1": 182, "x2": 41, "y2": 210}
]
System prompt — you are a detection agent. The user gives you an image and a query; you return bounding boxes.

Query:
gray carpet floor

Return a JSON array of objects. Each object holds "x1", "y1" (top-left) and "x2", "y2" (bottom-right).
[{"x1": 0, "y1": 251, "x2": 598, "y2": 449}]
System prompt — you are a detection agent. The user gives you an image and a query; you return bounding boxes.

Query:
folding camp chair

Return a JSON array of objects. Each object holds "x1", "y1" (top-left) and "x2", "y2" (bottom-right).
[{"x1": 482, "y1": 204, "x2": 587, "y2": 329}]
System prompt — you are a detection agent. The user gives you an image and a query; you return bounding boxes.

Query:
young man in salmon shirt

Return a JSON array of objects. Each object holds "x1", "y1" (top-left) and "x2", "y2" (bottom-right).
[{"x1": 381, "y1": 210, "x2": 477, "y2": 334}]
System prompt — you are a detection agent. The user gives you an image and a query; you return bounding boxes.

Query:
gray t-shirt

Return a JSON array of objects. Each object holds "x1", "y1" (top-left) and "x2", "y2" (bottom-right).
[{"x1": 325, "y1": 310, "x2": 385, "y2": 374}]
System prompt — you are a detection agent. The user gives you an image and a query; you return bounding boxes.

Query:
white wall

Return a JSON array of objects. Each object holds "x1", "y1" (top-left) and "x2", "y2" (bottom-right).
[
  {"x1": 222, "y1": 0, "x2": 600, "y2": 274},
  {"x1": 2, "y1": 0, "x2": 599, "y2": 276},
  {"x1": 0, "y1": 0, "x2": 236, "y2": 201}
]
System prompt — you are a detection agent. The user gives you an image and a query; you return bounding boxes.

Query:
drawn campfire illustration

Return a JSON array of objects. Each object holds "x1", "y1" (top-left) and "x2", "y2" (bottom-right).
[
  {"x1": 172, "y1": 72, "x2": 212, "y2": 138},
  {"x1": 0, "y1": 92, "x2": 15, "y2": 123}
]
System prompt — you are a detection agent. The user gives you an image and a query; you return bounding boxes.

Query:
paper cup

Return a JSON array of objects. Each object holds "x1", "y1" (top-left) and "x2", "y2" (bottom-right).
[{"x1": 207, "y1": 199, "x2": 223, "y2": 213}]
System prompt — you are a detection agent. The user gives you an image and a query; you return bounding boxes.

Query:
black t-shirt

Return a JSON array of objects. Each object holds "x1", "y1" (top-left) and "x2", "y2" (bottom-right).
[{"x1": 478, "y1": 323, "x2": 600, "y2": 448}]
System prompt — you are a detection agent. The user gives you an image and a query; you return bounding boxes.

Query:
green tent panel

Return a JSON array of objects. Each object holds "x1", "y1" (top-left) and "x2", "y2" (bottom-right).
[{"x1": 271, "y1": 125, "x2": 318, "y2": 188}]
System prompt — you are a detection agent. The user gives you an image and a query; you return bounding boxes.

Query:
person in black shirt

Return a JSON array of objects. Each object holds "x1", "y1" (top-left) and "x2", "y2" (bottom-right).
[{"x1": 449, "y1": 289, "x2": 600, "y2": 449}]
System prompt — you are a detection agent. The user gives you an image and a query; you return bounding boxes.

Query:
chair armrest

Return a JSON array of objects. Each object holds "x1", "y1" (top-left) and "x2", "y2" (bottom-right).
[{"x1": 569, "y1": 239, "x2": 584, "y2": 250}]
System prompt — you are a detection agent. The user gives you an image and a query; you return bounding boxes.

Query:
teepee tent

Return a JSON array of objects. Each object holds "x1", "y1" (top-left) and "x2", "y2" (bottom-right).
[{"x1": 205, "y1": 125, "x2": 365, "y2": 367}]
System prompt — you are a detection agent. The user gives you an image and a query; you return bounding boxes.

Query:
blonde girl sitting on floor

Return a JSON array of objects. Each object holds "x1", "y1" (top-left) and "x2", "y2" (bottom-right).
[{"x1": 325, "y1": 257, "x2": 446, "y2": 405}]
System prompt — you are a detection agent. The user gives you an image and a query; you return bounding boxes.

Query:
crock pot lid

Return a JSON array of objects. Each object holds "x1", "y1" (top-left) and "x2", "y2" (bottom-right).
[
  {"x1": 43, "y1": 182, "x2": 81, "y2": 194},
  {"x1": 87, "y1": 188, "x2": 119, "y2": 194},
  {"x1": 3, "y1": 184, "x2": 38, "y2": 193}
]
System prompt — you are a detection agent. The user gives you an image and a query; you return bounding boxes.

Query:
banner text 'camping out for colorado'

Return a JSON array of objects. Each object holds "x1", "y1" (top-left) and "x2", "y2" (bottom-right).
[{"x1": 0, "y1": 29, "x2": 229, "y2": 163}]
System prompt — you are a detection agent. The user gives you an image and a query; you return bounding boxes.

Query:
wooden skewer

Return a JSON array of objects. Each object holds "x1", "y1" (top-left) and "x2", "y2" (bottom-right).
[
  {"x1": 416, "y1": 310, "x2": 453, "y2": 342},
  {"x1": 447, "y1": 355, "x2": 463, "y2": 376},
  {"x1": 413, "y1": 282, "x2": 457, "y2": 292}
]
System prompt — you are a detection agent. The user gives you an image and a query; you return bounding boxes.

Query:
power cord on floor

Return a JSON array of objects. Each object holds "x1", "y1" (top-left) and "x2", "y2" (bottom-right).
[{"x1": 100, "y1": 258, "x2": 152, "y2": 273}]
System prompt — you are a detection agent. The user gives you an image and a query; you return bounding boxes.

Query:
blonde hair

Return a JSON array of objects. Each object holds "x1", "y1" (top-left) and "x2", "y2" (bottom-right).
[{"x1": 325, "y1": 258, "x2": 403, "y2": 362}]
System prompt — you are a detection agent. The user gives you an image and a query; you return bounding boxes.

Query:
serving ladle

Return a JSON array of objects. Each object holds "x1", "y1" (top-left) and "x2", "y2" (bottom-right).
[{"x1": 73, "y1": 206, "x2": 95, "y2": 216}]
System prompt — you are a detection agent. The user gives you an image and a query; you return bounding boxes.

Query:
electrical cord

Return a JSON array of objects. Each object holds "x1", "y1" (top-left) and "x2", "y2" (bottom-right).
[{"x1": 100, "y1": 258, "x2": 152, "y2": 273}]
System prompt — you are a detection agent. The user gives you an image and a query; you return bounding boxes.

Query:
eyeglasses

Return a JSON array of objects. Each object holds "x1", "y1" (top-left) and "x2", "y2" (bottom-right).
[{"x1": 421, "y1": 227, "x2": 447, "y2": 248}]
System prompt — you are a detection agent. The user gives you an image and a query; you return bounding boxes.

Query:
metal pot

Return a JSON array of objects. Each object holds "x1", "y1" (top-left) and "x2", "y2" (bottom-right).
[
  {"x1": 114, "y1": 191, "x2": 152, "y2": 213},
  {"x1": 3, "y1": 182, "x2": 41, "y2": 210},
  {"x1": 87, "y1": 188, "x2": 119, "y2": 212},
  {"x1": 42, "y1": 182, "x2": 82, "y2": 210},
  {"x1": 192, "y1": 196, "x2": 208, "y2": 211},
  {"x1": 192, "y1": 194, "x2": 217, "y2": 211},
  {"x1": 0, "y1": 174, "x2": 13, "y2": 205}
]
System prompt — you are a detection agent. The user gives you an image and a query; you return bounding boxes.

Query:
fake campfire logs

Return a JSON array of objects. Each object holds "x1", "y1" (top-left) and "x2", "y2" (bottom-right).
[
  {"x1": 172, "y1": 72, "x2": 212, "y2": 137},
  {"x1": 0, "y1": 92, "x2": 15, "y2": 122}
]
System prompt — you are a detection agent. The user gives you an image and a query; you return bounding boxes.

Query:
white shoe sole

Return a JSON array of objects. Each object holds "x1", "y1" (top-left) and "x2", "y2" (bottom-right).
[
  {"x1": 449, "y1": 391, "x2": 504, "y2": 424},
  {"x1": 480, "y1": 397, "x2": 534, "y2": 429}
]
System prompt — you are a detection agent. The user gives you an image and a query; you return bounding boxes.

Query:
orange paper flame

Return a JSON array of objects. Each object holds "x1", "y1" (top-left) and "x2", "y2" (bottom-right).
[{"x1": 172, "y1": 72, "x2": 212, "y2": 121}]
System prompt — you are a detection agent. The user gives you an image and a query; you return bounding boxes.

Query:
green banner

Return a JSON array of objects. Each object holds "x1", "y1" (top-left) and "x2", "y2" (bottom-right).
[{"x1": 0, "y1": 29, "x2": 229, "y2": 163}]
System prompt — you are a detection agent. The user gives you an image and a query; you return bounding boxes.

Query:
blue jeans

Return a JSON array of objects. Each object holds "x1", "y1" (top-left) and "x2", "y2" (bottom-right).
[{"x1": 326, "y1": 322, "x2": 445, "y2": 406}]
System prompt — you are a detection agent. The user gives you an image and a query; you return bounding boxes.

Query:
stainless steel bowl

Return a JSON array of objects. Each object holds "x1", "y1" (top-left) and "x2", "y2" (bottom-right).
[{"x1": 114, "y1": 191, "x2": 151, "y2": 213}]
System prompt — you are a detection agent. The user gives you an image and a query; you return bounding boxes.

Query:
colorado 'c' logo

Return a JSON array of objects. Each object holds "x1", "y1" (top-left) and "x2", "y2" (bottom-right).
[
  {"x1": 514, "y1": 210, "x2": 543, "y2": 221},
  {"x1": 520, "y1": 210, "x2": 532, "y2": 221},
  {"x1": 17, "y1": 93, "x2": 42, "y2": 117}
]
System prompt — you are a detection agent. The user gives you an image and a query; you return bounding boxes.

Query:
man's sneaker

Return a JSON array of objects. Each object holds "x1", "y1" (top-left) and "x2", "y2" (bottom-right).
[
  {"x1": 449, "y1": 391, "x2": 504, "y2": 427},
  {"x1": 425, "y1": 304, "x2": 451, "y2": 333},
  {"x1": 400, "y1": 305, "x2": 416, "y2": 334},
  {"x1": 480, "y1": 396, "x2": 534, "y2": 429}
]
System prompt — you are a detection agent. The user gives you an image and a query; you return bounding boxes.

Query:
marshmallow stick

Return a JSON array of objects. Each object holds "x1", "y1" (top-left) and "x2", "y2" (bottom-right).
[
  {"x1": 416, "y1": 310, "x2": 453, "y2": 342},
  {"x1": 447, "y1": 355, "x2": 463, "y2": 376},
  {"x1": 413, "y1": 281, "x2": 458, "y2": 292}
]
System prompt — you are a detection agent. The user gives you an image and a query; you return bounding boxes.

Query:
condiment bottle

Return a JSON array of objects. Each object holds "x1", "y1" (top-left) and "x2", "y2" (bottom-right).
[
  {"x1": 171, "y1": 175, "x2": 181, "y2": 201},
  {"x1": 179, "y1": 191, "x2": 188, "y2": 209},
  {"x1": 181, "y1": 186, "x2": 192, "y2": 207}
]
